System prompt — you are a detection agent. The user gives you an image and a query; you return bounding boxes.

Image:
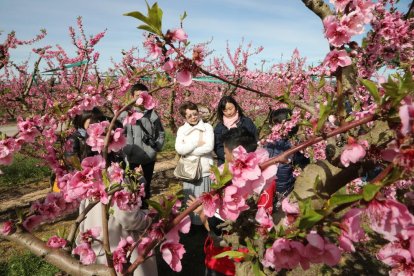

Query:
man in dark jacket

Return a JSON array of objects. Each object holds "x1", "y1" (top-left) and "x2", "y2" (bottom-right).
[{"x1": 121, "y1": 83, "x2": 165, "y2": 204}]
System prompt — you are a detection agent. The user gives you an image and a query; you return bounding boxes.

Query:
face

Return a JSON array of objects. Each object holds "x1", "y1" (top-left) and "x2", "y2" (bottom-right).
[
  {"x1": 223, "y1": 102, "x2": 237, "y2": 118},
  {"x1": 83, "y1": 118, "x2": 91, "y2": 129},
  {"x1": 185, "y1": 109, "x2": 200, "y2": 125},
  {"x1": 133, "y1": 90, "x2": 144, "y2": 106},
  {"x1": 224, "y1": 144, "x2": 234, "y2": 163}
]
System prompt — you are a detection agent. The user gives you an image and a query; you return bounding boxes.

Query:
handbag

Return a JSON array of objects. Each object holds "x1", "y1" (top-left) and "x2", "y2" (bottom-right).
[
  {"x1": 174, "y1": 130, "x2": 203, "y2": 182},
  {"x1": 173, "y1": 155, "x2": 202, "y2": 182}
]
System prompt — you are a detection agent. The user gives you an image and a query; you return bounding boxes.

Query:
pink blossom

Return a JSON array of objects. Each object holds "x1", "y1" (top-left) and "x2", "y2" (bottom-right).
[
  {"x1": 192, "y1": 45, "x2": 205, "y2": 66},
  {"x1": 0, "y1": 138, "x2": 19, "y2": 165},
  {"x1": 136, "y1": 91, "x2": 155, "y2": 110},
  {"x1": 165, "y1": 215, "x2": 191, "y2": 243},
  {"x1": 1, "y1": 221, "x2": 14, "y2": 235},
  {"x1": 86, "y1": 121, "x2": 109, "y2": 153},
  {"x1": 65, "y1": 171, "x2": 95, "y2": 202},
  {"x1": 122, "y1": 110, "x2": 144, "y2": 126},
  {"x1": 170, "y1": 28, "x2": 188, "y2": 43},
  {"x1": 323, "y1": 15, "x2": 351, "y2": 47},
  {"x1": 147, "y1": 42, "x2": 162, "y2": 59},
  {"x1": 162, "y1": 60, "x2": 175, "y2": 73},
  {"x1": 304, "y1": 233, "x2": 341, "y2": 266},
  {"x1": 81, "y1": 155, "x2": 106, "y2": 172},
  {"x1": 262, "y1": 238, "x2": 309, "y2": 271},
  {"x1": 323, "y1": 49, "x2": 352, "y2": 72},
  {"x1": 230, "y1": 146, "x2": 261, "y2": 183},
  {"x1": 108, "y1": 162, "x2": 124, "y2": 183},
  {"x1": 338, "y1": 208, "x2": 366, "y2": 252},
  {"x1": 399, "y1": 100, "x2": 414, "y2": 136},
  {"x1": 113, "y1": 248, "x2": 127, "y2": 273},
  {"x1": 112, "y1": 190, "x2": 142, "y2": 211},
  {"x1": 176, "y1": 70, "x2": 192, "y2": 86},
  {"x1": 72, "y1": 242, "x2": 96, "y2": 265},
  {"x1": 109, "y1": 128, "x2": 126, "y2": 153},
  {"x1": 201, "y1": 193, "x2": 220, "y2": 217},
  {"x1": 137, "y1": 237, "x2": 154, "y2": 257},
  {"x1": 329, "y1": 0, "x2": 352, "y2": 12},
  {"x1": 340, "y1": 11, "x2": 365, "y2": 35},
  {"x1": 220, "y1": 185, "x2": 249, "y2": 221},
  {"x1": 17, "y1": 117, "x2": 40, "y2": 143},
  {"x1": 118, "y1": 76, "x2": 131, "y2": 95},
  {"x1": 255, "y1": 207, "x2": 274, "y2": 230},
  {"x1": 22, "y1": 215, "x2": 44, "y2": 232},
  {"x1": 377, "y1": 240, "x2": 414, "y2": 275},
  {"x1": 79, "y1": 227, "x2": 102, "y2": 243},
  {"x1": 46, "y1": 235, "x2": 67, "y2": 248},
  {"x1": 160, "y1": 241, "x2": 186, "y2": 272},
  {"x1": 367, "y1": 199, "x2": 414, "y2": 241},
  {"x1": 282, "y1": 197, "x2": 300, "y2": 226},
  {"x1": 340, "y1": 137, "x2": 368, "y2": 167}
]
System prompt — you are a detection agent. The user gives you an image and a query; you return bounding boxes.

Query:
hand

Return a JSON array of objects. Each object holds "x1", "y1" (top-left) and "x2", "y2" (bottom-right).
[
  {"x1": 187, "y1": 195, "x2": 203, "y2": 215},
  {"x1": 134, "y1": 165, "x2": 143, "y2": 174}
]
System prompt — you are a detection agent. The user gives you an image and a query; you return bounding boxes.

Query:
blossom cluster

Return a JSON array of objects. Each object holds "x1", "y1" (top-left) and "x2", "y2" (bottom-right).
[{"x1": 202, "y1": 146, "x2": 276, "y2": 221}]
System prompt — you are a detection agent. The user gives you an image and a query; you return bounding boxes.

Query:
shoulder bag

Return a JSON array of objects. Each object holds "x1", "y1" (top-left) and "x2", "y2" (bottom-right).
[{"x1": 174, "y1": 130, "x2": 203, "y2": 182}]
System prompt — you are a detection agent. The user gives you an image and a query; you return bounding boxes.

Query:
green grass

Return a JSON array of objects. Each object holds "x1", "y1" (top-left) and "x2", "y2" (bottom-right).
[
  {"x1": 0, "y1": 251, "x2": 60, "y2": 276},
  {"x1": 161, "y1": 128, "x2": 176, "y2": 152},
  {"x1": 0, "y1": 153, "x2": 51, "y2": 189}
]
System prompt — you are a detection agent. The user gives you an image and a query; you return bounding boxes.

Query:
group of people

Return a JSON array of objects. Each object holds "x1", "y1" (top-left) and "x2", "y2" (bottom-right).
[
  {"x1": 62, "y1": 82, "x2": 308, "y2": 276},
  {"x1": 175, "y1": 96, "x2": 308, "y2": 276}
]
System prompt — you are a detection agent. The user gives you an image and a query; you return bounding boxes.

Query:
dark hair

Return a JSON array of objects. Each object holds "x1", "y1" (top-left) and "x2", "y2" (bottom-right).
[
  {"x1": 270, "y1": 108, "x2": 298, "y2": 137},
  {"x1": 73, "y1": 108, "x2": 107, "y2": 129},
  {"x1": 130, "y1": 83, "x2": 149, "y2": 95},
  {"x1": 179, "y1": 101, "x2": 198, "y2": 118},
  {"x1": 217, "y1": 95, "x2": 244, "y2": 122},
  {"x1": 222, "y1": 127, "x2": 257, "y2": 153},
  {"x1": 73, "y1": 111, "x2": 93, "y2": 129}
]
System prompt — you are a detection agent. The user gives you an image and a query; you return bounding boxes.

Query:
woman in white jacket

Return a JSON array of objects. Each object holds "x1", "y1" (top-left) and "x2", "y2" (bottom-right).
[{"x1": 175, "y1": 101, "x2": 214, "y2": 225}]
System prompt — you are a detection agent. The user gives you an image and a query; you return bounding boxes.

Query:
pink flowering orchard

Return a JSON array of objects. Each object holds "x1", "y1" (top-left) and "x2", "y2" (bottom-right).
[{"x1": 0, "y1": 0, "x2": 414, "y2": 275}]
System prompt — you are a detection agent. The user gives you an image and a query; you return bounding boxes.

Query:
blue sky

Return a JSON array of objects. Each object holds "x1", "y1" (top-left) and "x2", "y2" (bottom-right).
[{"x1": 1, "y1": 0, "x2": 412, "y2": 71}]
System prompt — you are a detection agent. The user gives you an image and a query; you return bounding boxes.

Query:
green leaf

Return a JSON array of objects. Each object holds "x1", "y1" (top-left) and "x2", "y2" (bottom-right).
[
  {"x1": 298, "y1": 198, "x2": 324, "y2": 229},
  {"x1": 360, "y1": 79, "x2": 380, "y2": 103},
  {"x1": 327, "y1": 194, "x2": 363, "y2": 209},
  {"x1": 147, "y1": 199, "x2": 164, "y2": 216},
  {"x1": 102, "y1": 170, "x2": 111, "y2": 188},
  {"x1": 245, "y1": 238, "x2": 255, "y2": 254},
  {"x1": 123, "y1": 11, "x2": 151, "y2": 25},
  {"x1": 252, "y1": 261, "x2": 265, "y2": 276},
  {"x1": 137, "y1": 24, "x2": 159, "y2": 35},
  {"x1": 317, "y1": 76, "x2": 326, "y2": 90},
  {"x1": 362, "y1": 183, "x2": 382, "y2": 202},
  {"x1": 219, "y1": 162, "x2": 233, "y2": 187},
  {"x1": 148, "y1": 2, "x2": 163, "y2": 31},
  {"x1": 298, "y1": 210, "x2": 324, "y2": 229},
  {"x1": 180, "y1": 11, "x2": 187, "y2": 21},
  {"x1": 214, "y1": 250, "x2": 246, "y2": 260}
]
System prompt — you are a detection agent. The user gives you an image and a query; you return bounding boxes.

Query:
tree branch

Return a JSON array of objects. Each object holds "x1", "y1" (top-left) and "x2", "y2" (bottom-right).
[
  {"x1": 0, "y1": 226, "x2": 113, "y2": 276},
  {"x1": 300, "y1": 0, "x2": 333, "y2": 20}
]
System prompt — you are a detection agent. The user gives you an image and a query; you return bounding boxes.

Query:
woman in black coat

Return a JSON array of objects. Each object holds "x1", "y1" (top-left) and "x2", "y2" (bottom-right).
[{"x1": 214, "y1": 95, "x2": 258, "y2": 165}]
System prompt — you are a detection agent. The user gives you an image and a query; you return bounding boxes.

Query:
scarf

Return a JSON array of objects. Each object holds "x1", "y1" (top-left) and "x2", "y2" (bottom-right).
[{"x1": 223, "y1": 112, "x2": 240, "y2": 129}]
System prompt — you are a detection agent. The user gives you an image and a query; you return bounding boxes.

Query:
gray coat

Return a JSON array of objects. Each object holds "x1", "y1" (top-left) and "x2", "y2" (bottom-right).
[{"x1": 121, "y1": 108, "x2": 165, "y2": 165}]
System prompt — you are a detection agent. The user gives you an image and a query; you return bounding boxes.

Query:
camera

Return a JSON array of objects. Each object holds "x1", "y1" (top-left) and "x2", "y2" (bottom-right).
[{"x1": 142, "y1": 134, "x2": 157, "y2": 149}]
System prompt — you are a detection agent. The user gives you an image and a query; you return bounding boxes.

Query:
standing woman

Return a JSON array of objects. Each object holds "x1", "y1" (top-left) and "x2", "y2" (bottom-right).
[
  {"x1": 214, "y1": 95, "x2": 258, "y2": 166},
  {"x1": 175, "y1": 101, "x2": 214, "y2": 225}
]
